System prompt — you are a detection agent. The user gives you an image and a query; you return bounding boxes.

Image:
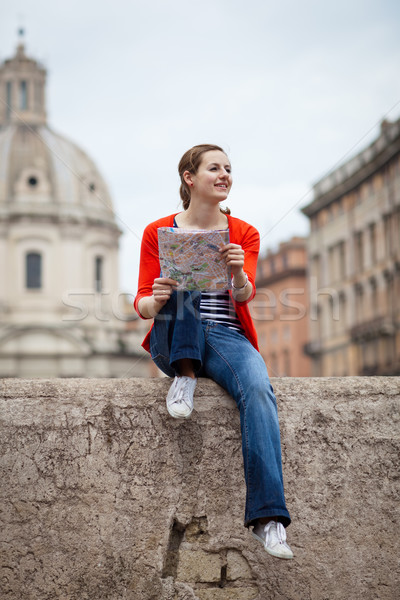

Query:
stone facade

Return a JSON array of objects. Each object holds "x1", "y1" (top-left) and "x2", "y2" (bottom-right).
[
  {"x1": 253, "y1": 236, "x2": 311, "y2": 376},
  {"x1": 302, "y1": 118, "x2": 400, "y2": 376},
  {"x1": 1, "y1": 376, "x2": 399, "y2": 599}
]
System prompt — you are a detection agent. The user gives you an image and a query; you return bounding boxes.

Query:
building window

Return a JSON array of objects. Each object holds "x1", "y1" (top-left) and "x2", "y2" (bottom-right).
[
  {"x1": 384, "y1": 215, "x2": 393, "y2": 257},
  {"x1": 270, "y1": 328, "x2": 278, "y2": 344},
  {"x1": 311, "y1": 254, "x2": 321, "y2": 282},
  {"x1": 369, "y1": 223, "x2": 377, "y2": 265},
  {"x1": 34, "y1": 81, "x2": 42, "y2": 111},
  {"x1": 19, "y1": 80, "x2": 27, "y2": 110},
  {"x1": 311, "y1": 216, "x2": 318, "y2": 231},
  {"x1": 328, "y1": 246, "x2": 335, "y2": 282},
  {"x1": 354, "y1": 231, "x2": 364, "y2": 272},
  {"x1": 270, "y1": 352, "x2": 278, "y2": 376},
  {"x1": 384, "y1": 272, "x2": 394, "y2": 316},
  {"x1": 6, "y1": 81, "x2": 12, "y2": 119},
  {"x1": 283, "y1": 349, "x2": 291, "y2": 376},
  {"x1": 339, "y1": 241, "x2": 346, "y2": 279},
  {"x1": 396, "y1": 211, "x2": 400, "y2": 254},
  {"x1": 354, "y1": 284, "x2": 364, "y2": 323},
  {"x1": 270, "y1": 256, "x2": 275, "y2": 274},
  {"x1": 339, "y1": 292, "x2": 346, "y2": 331},
  {"x1": 370, "y1": 278, "x2": 378, "y2": 317},
  {"x1": 95, "y1": 256, "x2": 103, "y2": 292},
  {"x1": 258, "y1": 332, "x2": 267, "y2": 349},
  {"x1": 26, "y1": 252, "x2": 42, "y2": 289}
]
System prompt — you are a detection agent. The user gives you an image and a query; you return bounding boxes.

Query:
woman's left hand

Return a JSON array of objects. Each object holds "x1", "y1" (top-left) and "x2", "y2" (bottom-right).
[{"x1": 220, "y1": 243, "x2": 245, "y2": 276}]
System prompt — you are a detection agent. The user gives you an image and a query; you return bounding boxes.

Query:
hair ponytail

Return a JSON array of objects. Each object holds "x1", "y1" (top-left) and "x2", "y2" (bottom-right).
[{"x1": 180, "y1": 182, "x2": 191, "y2": 210}]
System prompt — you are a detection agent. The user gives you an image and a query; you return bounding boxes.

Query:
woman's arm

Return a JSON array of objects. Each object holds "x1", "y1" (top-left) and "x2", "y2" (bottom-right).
[
  {"x1": 220, "y1": 242, "x2": 254, "y2": 302},
  {"x1": 137, "y1": 277, "x2": 179, "y2": 318}
]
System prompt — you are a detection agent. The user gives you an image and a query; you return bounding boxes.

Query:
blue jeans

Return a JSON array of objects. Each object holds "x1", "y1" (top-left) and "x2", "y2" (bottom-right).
[{"x1": 150, "y1": 291, "x2": 291, "y2": 528}]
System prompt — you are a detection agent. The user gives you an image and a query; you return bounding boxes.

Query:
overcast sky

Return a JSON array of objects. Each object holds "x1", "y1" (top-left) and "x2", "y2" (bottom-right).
[{"x1": 1, "y1": 0, "x2": 400, "y2": 293}]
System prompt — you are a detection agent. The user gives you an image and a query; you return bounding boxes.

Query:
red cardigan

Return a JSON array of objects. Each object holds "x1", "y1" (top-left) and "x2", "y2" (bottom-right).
[{"x1": 134, "y1": 213, "x2": 260, "y2": 352}]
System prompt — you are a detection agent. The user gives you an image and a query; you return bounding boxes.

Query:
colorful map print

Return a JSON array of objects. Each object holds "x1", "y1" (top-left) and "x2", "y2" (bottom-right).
[{"x1": 157, "y1": 227, "x2": 231, "y2": 291}]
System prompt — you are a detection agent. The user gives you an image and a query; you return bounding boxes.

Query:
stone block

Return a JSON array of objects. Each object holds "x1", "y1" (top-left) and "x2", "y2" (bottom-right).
[
  {"x1": 226, "y1": 550, "x2": 253, "y2": 581},
  {"x1": 177, "y1": 550, "x2": 221, "y2": 583}
]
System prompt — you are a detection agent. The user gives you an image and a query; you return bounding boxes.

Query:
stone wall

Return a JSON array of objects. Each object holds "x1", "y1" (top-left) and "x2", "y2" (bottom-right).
[{"x1": 0, "y1": 377, "x2": 399, "y2": 600}]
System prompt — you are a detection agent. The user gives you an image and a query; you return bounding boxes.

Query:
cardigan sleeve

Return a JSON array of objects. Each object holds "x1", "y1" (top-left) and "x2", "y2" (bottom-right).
[
  {"x1": 133, "y1": 221, "x2": 161, "y2": 319},
  {"x1": 230, "y1": 219, "x2": 260, "y2": 306}
]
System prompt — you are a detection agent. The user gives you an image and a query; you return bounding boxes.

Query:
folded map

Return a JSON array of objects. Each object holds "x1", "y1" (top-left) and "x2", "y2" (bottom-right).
[{"x1": 157, "y1": 227, "x2": 231, "y2": 291}]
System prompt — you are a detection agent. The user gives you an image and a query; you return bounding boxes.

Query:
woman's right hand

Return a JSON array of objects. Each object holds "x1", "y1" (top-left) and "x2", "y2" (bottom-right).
[
  {"x1": 152, "y1": 277, "x2": 179, "y2": 308},
  {"x1": 137, "y1": 277, "x2": 179, "y2": 319}
]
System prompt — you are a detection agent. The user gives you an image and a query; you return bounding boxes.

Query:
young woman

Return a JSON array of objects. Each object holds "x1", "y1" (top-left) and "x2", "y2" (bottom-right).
[{"x1": 134, "y1": 144, "x2": 293, "y2": 559}]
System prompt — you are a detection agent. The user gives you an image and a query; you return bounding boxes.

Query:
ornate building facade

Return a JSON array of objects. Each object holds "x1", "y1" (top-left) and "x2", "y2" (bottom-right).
[
  {"x1": 302, "y1": 118, "x2": 400, "y2": 376},
  {"x1": 0, "y1": 42, "x2": 149, "y2": 377},
  {"x1": 253, "y1": 236, "x2": 311, "y2": 377}
]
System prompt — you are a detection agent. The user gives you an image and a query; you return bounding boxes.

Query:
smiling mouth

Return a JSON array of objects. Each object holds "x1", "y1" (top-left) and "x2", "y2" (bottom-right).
[{"x1": 216, "y1": 184, "x2": 227, "y2": 189}]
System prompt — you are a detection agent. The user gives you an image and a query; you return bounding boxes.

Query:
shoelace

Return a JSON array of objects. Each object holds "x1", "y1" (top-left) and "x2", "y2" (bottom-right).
[
  {"x1": 173, "y1": 379, "x2": 191, "y2": 408},
  {"x1": 265, "y1": 521, "x2": 287, "y2": 545}
]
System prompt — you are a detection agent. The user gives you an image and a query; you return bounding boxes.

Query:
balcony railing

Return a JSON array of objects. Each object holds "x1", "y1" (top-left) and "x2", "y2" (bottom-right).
[{"x1": 350, "y1": 316, "x2": 396, "y2": 341}]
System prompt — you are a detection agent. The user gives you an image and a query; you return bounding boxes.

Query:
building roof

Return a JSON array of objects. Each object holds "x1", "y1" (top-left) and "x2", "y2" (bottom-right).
[{"x1": 302, "y1": 118, "x2": 400, "y2": 218}]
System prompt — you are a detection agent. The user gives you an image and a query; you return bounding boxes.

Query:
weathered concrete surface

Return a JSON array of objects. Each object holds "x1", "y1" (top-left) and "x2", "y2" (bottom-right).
[{"x1": 0, "y1": 377, "x2": 399, "y2": 600}]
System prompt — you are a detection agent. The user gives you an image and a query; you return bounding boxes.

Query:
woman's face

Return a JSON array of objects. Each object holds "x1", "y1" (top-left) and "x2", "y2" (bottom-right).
[{"x1": 188, "y1": 150, "x2": 232, "y2": 202}]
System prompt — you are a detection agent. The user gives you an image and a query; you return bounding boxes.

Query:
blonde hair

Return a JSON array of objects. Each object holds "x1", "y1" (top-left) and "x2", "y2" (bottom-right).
[{"x1": 178, "y1": 144, "x2": 231, "y2": 214}]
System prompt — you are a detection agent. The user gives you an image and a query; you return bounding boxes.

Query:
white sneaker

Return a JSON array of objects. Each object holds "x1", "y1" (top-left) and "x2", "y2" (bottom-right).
[
  {"x1": 252, "y1": 520, "x2": 294, "y2": 559},
  {"x1": 166, "y1": 376, "x2": 197, "y2": 419}
]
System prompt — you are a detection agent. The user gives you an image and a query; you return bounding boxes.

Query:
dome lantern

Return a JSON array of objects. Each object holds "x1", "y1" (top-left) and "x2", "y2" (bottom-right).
[{"x1": 0, "y1": 41, "x2": 47, "y2": 128}]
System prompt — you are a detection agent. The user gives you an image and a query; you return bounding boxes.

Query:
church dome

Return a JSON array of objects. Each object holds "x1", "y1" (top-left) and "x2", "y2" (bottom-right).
[{"x1": 0, "y1": 43, "x2": 117, "y2": 228}]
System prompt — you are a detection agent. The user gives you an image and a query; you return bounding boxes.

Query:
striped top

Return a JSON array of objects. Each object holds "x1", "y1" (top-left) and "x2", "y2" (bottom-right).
[{"x1": 200, "y1": 291, "x2": 244, "y2": 333}]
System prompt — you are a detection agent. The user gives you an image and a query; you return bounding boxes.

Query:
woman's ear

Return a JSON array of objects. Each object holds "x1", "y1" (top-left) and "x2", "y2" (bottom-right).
[{"x1": 183, "y1": 170, "x2": 194, "y2": 187}]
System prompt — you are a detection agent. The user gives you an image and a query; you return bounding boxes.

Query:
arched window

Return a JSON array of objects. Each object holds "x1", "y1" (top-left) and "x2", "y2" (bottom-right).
[
  {"x1": 95, "y1": 256, "x2": 103, "y2": 292},
  {"x1": 26, "y1": 252, "x2": 42, "y2": 289}
]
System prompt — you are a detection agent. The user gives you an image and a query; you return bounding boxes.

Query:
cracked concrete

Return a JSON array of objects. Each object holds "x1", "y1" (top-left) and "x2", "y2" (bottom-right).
[{"x1": 0, "y1": 376, "x2": 399, "y2": 599}]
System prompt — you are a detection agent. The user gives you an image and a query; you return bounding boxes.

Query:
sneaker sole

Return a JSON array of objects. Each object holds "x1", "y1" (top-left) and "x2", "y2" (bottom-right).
[
  {"x1": 251, "y1": 531, "x2": 294, "y2": 560},
  {"x1": 167, "y1": 406, "x2": 193, "y2": 419}
]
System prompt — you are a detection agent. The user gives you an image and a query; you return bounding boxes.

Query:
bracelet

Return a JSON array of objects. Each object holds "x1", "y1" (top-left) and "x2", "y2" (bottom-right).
[{"x1": 232, "y1": 272, "x2": 249, "y2": 291}]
